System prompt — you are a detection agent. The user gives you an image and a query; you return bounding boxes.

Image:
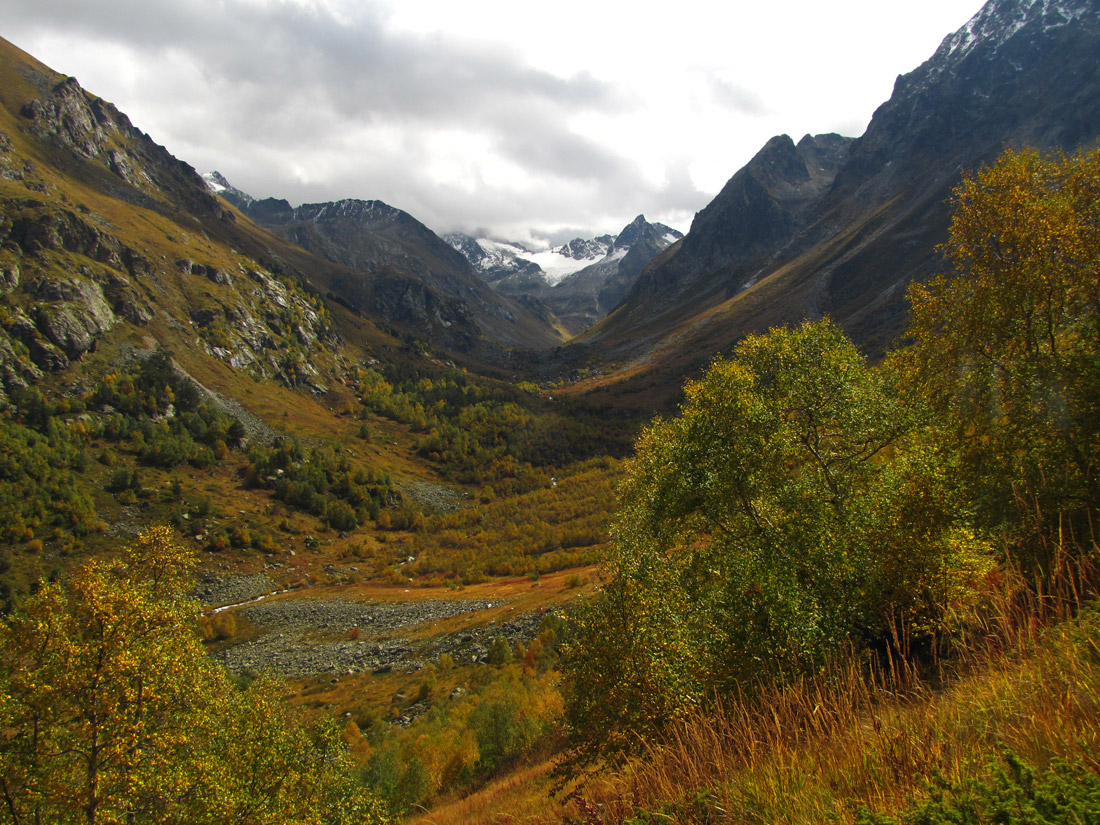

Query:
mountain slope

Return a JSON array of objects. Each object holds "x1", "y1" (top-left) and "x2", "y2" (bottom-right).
[
  {"x1": 583, "y1": 0, "x2": 1100, "y2": 389},
  {"x1": 214, "y1": 182, "x2": 562, "y2": 352},
  {"x1": 0, "y1": 37, "x2": 358, "y2": 401},
  {"x1": 0, "y1": 32, "x2": 564, "y2": 397}
]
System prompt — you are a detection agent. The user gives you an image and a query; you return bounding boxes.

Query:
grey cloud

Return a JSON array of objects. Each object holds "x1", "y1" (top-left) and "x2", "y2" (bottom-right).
[
  {"x1": 2, "y1": 0, "x2": 704, "y2": 239},
  {"x1": 708, "y1": 76, "x2": 768, "y2": 115},
  {"x1": 6, "y1": 1, "x2": 620, "y2": 125}
]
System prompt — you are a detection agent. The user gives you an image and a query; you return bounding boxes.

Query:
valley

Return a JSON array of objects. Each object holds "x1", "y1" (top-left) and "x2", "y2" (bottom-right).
[{"x1": 2, "y1": 0, "x2": 1100, "y2": 822}]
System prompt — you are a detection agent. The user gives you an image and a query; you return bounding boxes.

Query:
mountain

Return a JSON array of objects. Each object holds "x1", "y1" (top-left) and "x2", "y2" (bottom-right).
[
  {"x1": 583, "y1": 0, "x2": 1100, "y2": 393},
  {"x1": 551, "y1": 216, "x2": 683, "y2": 334},
  {"x1": 448, "y1": 216, "x2": 682, "y2": 337},
  {"x1": 202, "y1": 170, "x2": 253, "y2": 209},
  {"x1": 0, "y1": 38, "x2": 345, "y2": 399},
  {"x1": 206, "y1": 177, "x2": 561, "y2": 353},
  {"x1": 0, "y1": 34, "x2": 622, "y2": 600}
]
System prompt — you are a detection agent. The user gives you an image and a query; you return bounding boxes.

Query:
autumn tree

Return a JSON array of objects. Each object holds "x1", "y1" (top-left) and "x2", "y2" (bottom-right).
[
  {"x1": 906, "y1": 145, "x2": 1100, "y2": 562},
  {"x1": 0, "y1": 527, "x2": 387, "y2": 825}
]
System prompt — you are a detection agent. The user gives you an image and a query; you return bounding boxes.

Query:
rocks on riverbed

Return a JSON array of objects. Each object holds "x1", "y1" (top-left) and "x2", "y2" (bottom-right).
[
  {"x1": 210, "y1": 593, "x2": 561, "y2": 678},
  {"x1": 213, "y1": 597, "x2": 500, "y2": 677},
  {"x1": 195, "y1": 573, "x2": 280, "y2": 607}
]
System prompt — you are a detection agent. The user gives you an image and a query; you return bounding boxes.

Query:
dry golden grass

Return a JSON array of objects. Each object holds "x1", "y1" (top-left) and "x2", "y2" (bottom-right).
[
  {"x1": 575, "y1": 553, "x2": 1100, "y2": 824},
  {"x1": 407, "y1": 759, "x2": 575, "y2": 825}
]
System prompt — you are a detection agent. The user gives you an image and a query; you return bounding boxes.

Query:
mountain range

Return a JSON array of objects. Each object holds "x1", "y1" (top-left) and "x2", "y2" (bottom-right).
[
  {"x1": 444, "y1": 217, "x2": 683, "y2": 336},
  {"x1": 1, "y1": 0, "x2": 1098, "y2": 411}
]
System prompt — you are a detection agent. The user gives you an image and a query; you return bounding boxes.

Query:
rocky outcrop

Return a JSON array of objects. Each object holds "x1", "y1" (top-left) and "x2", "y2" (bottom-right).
[
  {"x1": 0, "y1": 334, "x2": 43, "y2": 405},
  {"x1": 5, "y1": 207, "x2": 152, "y2": 280},
  {"x1": 0, "y1": 206, "x2": 151, "y2": 378},
  {"x1": 19, "y1": 75, "x2": 230, "y2": 222},
  {"x1": 187, "y1": 265, "x2": 339, "y2": 390},
  {"x1": 30, "y1": 276, "x2": 116, "y2": 358},
  {"x1": 6, "y1": 309, "x2": 70, "y2": 371},
  {"x1": 20, "y1": 76, "x2": 122, "y2": 161}
]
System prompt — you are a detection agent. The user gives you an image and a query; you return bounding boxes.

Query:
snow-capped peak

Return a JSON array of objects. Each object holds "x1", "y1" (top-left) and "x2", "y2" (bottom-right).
[
  {"x1": 448, "y1": 218, "x2": 684, "y2": 288},
  {"x1": 202, "y1": 171, "x2": 229, "y2": 194},
  {"x1": 201, "y1": 171, "x2": 254, "y2": 208}
]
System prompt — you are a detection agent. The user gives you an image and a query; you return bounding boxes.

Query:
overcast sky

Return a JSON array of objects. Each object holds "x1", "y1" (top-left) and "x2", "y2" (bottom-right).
[{"x1": 3, "y1": 0, "x2": 984, "y2": 247}]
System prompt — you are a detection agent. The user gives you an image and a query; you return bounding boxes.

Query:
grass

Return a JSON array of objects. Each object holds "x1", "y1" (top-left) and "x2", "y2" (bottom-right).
[
  {"x1": 571, "y1": 554, "x2": 1100, "y2": 825},
  {"x1": 407, "y1": 760, "x2": 572, "y2": 825}
]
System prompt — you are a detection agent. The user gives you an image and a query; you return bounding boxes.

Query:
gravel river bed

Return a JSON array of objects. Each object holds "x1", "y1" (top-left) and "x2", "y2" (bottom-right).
[{"x1": 212, "y1": 594, "x2": 550, "y2": 677}]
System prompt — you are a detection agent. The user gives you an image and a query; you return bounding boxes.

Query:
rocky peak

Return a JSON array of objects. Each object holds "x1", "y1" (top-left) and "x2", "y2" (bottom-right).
[
  {"x1": 203, "y1": 171, "x2": 255, "y2": 209},
  {"x1": 610, "y1": 215, "x2": 650, "y2": 251},
  {"x1": 610, "y1": 214, "x2": 683, "y2": 254},
  {"x1": 245, "y1": 197, "x2": 296, "y2": 224},
  {"x1": 679, "y1": 131, "x2": 853, "y2": 262},
  {"x1": 556, "y1": 235, "x2": 614, "y2": 260},
  {"x1": 836, "y1": 0, "x2": 1100, "y2": 204},
  {"x1": 795, "y1": 133, "x2": 855, "y2": 180},
  {"x1": 20, "y1": 76, "x2": 120, "y2": 161},
  {"x1": 294, "y1": 199, "x2": 405, "y2": 226},
  {"x1": 442, "y1": 233, "x2": 489, "y2": 266},
  {"x1": 17, "y1": 74, "x2": 229, "y2": 222}
]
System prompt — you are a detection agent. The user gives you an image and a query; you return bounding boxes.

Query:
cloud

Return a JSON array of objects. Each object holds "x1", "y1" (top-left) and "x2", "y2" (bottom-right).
[
  {"x1": 5, "y1": 0, "x2": 664, "y2": 236},
  {"x1": 708, "y1": 76, "x2": 768, "y2": 116},
  {"x1": 0, "y1": 0, "x2": 985, "y2": 241}
]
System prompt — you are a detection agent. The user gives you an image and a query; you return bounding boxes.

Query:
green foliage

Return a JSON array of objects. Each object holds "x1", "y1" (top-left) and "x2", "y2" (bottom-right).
[
  {"x1": 360, "y1": 664, "x2": 564, "y2": 816},
  {"x1": 565, "y1": 321, "x2": 991, "y2": 759},
  {"x1": 90, "y1": 353, "x2": 245, "y2": 470},
  {"x1": 424, "y1": 457, "x2": 616, "y2": 580},
  {"x1": 858, "y1": 753, "x2": 1100, "y2": 825},
  {"x1": 0, "y1": 399, "x2": 99, "y2": 547},
  {"x1": 565, "y1": 145, "x2": 1100, "y2": 772},
  {"x1": 0, "y1": 527, "x2": 387, "y2": 824},
  {"x1": 357, "y1": 363, "x2": 632, "y2": 492},
  {"x1": 89, "y1": 350, "x2": 201, "y2": 418},
  {"x1": 487, "y1": 636, "x2": 513, "y2": 665},
  {"x1": 244, "y1": 438, "x2": 397, "y2": 529}
]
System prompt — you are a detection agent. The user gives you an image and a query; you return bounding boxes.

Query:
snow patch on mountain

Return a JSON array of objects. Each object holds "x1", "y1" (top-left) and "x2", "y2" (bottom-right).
[
  {"x1": 526, "y1": 247, "x2": 607, "y2": 286},
  {"x1": 202, "y1": 171, "x2": 227, "y2": 193},
  {"x1": 938, "y1": 0, "x2": 1096, "y2": 64},
  {"x1": 448, "y1": 236, "x2": 609, "y2": 286},
  {"x1": 201, "y1": 171, "x2": 255, "y2": 209}
]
